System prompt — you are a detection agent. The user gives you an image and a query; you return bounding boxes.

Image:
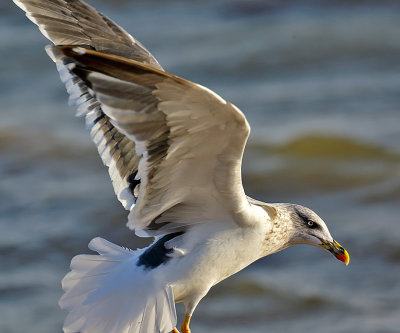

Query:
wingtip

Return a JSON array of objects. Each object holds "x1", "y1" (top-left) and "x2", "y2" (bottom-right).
[{"x1": 12, "y1": 0, "x2": 25, "y2": 11}]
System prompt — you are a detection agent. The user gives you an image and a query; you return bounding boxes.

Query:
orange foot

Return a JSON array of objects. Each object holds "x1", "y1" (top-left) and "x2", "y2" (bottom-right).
[
  {"x1": 181, "y1": 315, "x2": 191, "y2": 333},
  {"x1": 172, "y1": 328, "x2": 180, "y2": 333}
]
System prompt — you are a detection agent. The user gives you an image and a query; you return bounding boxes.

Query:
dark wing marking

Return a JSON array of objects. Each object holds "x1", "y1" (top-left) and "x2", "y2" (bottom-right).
[
  {"x1": 48, "y1": 44, "x2": 142, "y2": 209},
  {"x1": 14, "y1": 0, "x2": 164, "y2": 211},
  {"x1": 13, "y1": 0, "x2": 162, "y2": 68},
  {"x1": 55, "y1": 46, "x2": 251, "y2": 237},
  {"x1": 137, "y1": 232, "x2": 184, "y2": 270}
]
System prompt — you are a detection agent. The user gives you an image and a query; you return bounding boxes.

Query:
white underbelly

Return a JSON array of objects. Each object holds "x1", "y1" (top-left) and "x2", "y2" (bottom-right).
[{"x1": 168, "y1": 223, "x2": 266, "y2": 304}]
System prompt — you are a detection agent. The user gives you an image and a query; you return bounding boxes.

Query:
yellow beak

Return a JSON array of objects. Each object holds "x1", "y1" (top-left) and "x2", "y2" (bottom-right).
[
  {"x1": 320, "y1": 239, "x2": 350, "y2": 266},
  {"x1": 332, "y1": 240, "x2": 350, "y2": 265}
]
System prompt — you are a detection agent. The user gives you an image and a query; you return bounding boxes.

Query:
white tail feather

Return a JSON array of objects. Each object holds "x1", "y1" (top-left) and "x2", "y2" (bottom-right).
[{"x1": 60, "y1": 238, "x2": 177, "y2": 333}]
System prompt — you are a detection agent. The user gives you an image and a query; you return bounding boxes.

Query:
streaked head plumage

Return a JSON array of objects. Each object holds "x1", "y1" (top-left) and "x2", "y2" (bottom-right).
[{"x1": 267, "y1": 203, "x2": 350, "y2": 265}]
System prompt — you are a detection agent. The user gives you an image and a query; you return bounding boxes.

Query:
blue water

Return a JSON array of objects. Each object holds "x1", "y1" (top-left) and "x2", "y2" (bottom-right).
[{"x1": 1, "y1": 1, "x2": 400, "y2": 332}]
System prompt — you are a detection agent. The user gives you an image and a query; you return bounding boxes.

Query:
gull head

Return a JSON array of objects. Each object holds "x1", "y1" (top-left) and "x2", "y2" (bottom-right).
[{"x1": 276, "y1": 203, "x2": 350, "y2": 265}]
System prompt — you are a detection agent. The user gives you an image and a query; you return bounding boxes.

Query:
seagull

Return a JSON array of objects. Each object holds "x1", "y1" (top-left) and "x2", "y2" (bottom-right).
[{"x1": 14, "y1": 1, "x2": 350, "y2": 332}]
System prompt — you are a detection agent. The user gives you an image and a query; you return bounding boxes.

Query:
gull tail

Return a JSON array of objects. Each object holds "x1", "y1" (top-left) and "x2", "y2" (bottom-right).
[{"x1": 59, "y1": 237, "x2": 177, "y2": 333}]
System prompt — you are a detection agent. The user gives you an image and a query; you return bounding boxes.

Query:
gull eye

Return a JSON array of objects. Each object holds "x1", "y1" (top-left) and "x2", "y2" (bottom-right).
[{"x1": 307, "y1": 220, "x2": 315, "y2": 228}]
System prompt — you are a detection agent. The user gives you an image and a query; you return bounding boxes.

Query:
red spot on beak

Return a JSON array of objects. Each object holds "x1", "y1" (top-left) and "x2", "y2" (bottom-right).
[{"x1": 335, "y1": 248, "x2": 350, "y2": 266}]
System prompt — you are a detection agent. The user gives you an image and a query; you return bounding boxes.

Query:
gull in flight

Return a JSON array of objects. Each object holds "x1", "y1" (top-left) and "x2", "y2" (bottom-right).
[{"x1": 13, "y1": 1, "x2": 350, "y2": 332}]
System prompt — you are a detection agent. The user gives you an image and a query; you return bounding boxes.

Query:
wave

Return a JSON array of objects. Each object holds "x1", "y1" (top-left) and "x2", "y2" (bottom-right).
[{"x1": 244, "y1": 135, "x2": 400, "y2": 197}]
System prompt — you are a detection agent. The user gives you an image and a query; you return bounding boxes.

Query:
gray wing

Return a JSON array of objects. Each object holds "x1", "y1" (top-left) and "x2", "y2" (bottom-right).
[
  {"x1": 13, "y1": 0, "x2": 162, "y2": 68},
  {"x1": 50, "y1": 46, "x2": 251, "y2": 237},
  {"x1": 14, "y1": 0, "x2": 162, "y2": 211}
]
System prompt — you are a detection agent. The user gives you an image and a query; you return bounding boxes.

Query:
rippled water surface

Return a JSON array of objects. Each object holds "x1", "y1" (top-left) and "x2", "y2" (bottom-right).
[{"x1": 1, "y1": 1, "x2": 400, "y2": 332}]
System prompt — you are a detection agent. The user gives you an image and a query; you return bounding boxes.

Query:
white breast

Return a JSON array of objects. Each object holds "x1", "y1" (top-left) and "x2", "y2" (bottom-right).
[{"x1": 166, "y1": 204, "x2": 272, "y2": 304}]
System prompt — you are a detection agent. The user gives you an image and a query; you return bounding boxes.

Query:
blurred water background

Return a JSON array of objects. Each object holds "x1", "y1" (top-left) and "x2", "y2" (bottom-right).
[{"x1": 1, "y1": 0, "x2": 400, "y2": 332}]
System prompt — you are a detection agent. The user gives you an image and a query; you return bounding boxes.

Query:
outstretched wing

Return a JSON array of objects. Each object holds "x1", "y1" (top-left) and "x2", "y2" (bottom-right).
[
  {"x1": 51, "y1": 46, "x2": 251, "y2": 237},
  {"x1": 14, "y1": 0, "x2": 162, "y2": 211},
  {"x1": 14, "y1": 0, "x2": 252, "y2": 237},
  {"x1": 13, "y1": 0, "x2": 161, "y2": 68}
]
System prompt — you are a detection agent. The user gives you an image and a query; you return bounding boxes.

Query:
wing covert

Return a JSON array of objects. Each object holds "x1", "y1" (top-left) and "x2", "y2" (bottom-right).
[{"x1": 56, "y1": 46, "x2": 251, "y2": 236}]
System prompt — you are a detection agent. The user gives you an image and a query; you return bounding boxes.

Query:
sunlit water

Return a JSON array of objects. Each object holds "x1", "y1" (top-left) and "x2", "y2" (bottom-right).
[{"x1": 1, "y1": 1, "x2": 400, "y2": 332}]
